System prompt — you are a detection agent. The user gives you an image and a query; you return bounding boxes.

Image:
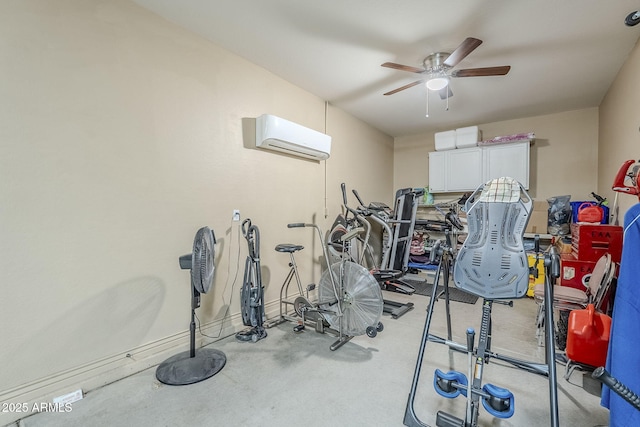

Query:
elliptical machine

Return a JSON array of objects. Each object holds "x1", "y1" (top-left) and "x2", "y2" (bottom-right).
[
  {"x1": 340, "y1": 183, "x2": 416, "y2": 318},
  {"x1": 236, "y1": 218, "x2": 268, "y2": 343}
]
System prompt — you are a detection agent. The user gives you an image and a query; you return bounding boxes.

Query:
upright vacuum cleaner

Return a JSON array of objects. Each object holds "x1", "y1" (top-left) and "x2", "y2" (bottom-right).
[{"x1": 236, "y1": 218, "x2": 268, "y2": 343}]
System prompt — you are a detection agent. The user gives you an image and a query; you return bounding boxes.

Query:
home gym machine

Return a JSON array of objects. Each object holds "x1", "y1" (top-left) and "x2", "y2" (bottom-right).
[
  {"x1": 275, "y1": 222, "x2": 384, "y2": 351},
  {"x1": 403, "y1": 177, "x2": 561, "y2": 427},
  {"x1": 339, "y1": 183, "x2": 416, "y2": 318},
  {"x1": 236, "y1": 218, "x2": 267, "y2": 343},
  {"x1": 343, "y1": 185, "x2": 424, "y2": 295}
]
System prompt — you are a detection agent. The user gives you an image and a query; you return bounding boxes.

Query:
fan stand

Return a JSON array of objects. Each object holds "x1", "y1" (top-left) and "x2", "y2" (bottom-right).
[
  {"x1": 156, "y1": 251, "x2": 226, "y2": 386},
  {"x1": 156, "y1": 287, "x2": 226, "y2": 385}
]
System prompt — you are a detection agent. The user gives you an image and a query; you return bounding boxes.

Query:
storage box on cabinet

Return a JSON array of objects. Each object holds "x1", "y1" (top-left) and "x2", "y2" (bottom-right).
[
  {"x1": 455, "y1": 126, "x2": 481, "y2": 148},
  {"x1": 434, "y1": 130, "x2": 457, "y2": 151}
]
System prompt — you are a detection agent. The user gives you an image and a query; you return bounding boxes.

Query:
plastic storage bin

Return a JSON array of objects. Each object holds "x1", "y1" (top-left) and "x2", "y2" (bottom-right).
[
  {"x1": 455, "y1": 126, "x2": 480, "y2": 148},
  {"x1": 434, "y1": 130, "x2": 457, "y2": 151}
]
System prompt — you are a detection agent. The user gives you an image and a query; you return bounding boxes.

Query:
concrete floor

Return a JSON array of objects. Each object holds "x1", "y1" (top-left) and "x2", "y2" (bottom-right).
[{"x1": 13, "y1": 278, "x2": 609, "y2": 427}]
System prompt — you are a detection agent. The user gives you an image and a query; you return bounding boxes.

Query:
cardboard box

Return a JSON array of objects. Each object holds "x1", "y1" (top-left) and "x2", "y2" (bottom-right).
[
  {"x1": 554, "y1": 238, "x2": 573, "y2": 254},
  {"x1": 526, "y1": 200, "x2": 548, "y2": 234}
]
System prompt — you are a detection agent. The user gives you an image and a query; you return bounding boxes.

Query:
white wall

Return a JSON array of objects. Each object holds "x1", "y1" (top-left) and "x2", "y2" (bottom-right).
[
  {"x1": 0, "y1": 1, "x2": 393, "y2": 421},
  {"x1": 598, "y1": 37, "x2": 640, "y2": 220}
]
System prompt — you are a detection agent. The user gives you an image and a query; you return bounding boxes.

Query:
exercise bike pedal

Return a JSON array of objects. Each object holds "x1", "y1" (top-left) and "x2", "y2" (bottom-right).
[
  {"x1": 481, "y1": 384, "x2": 515, "y2": 418},
  {"x1": 433, "y1": 369, "x2": 468, "y2": 399},
  {"x1": 293, "y1": 323, "x2": 305, "y2": 333}
]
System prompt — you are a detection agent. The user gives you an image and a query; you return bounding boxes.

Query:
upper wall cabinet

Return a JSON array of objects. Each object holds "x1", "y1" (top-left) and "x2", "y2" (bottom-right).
[
  {"x1": 428, "y1": 148, "x2": 484, "y2": 193},
  {"x1": 428, "y1": 141, "x2": 530, "y2": 193},
  {"x1": 483, "y1": 141, "x2": 529, "y2": 187}
]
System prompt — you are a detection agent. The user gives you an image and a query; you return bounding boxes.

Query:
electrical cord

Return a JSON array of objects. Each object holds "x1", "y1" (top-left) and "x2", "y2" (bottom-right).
[{"x1": 196, "y1": 215, "x2": 243, "y2": 340}]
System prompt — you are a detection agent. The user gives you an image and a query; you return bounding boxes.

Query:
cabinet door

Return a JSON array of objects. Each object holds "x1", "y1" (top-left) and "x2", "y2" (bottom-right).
[
  {"x1": 483, "y1": 141, "x2": 530, "y2": 189},
  {"x1": 447, "y1": 148, "x2": 483, "y2": 191},
  {"x1": 428, "y1": 151, "x2": 446, "y2": 192}
]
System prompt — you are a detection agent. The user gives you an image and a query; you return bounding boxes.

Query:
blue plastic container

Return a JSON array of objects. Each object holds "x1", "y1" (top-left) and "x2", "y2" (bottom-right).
[{"x1": 570, "y1": 201, "x2": 609, "y2": 224}]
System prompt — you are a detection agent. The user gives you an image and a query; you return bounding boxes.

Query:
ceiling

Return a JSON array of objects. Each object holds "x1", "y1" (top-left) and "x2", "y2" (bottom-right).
[{"x1": 133, "y1": 0, "x2": 640, "y2": 138}]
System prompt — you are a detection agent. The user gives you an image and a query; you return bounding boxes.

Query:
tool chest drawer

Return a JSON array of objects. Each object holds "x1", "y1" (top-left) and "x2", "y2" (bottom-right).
[{"x1": 570, "y1": 223, "x2": 622, "y2": 263}]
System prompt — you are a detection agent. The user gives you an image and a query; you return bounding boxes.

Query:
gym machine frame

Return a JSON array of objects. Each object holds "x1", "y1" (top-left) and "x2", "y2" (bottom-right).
[{"x1": 403, "y1": 178, "x2": 560, "y2": 427}]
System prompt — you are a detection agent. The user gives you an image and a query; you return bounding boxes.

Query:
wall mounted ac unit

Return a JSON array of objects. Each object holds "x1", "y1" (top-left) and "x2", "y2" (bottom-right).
[{"x1": 255, "y1": 114, "x2": 331, "y2": 160}]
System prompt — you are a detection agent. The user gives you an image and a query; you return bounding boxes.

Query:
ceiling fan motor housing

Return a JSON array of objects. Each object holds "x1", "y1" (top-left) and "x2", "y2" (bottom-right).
[{"x1": 423, "y1": 52, "x2": 451, "y2": 73}]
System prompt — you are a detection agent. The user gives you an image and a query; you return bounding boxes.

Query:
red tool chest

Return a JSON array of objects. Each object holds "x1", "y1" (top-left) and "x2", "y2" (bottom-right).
[
  {"x1": 560, "y1": 253, "x2": 595, "y2": 291},
  {"x1": 570, "y1": 223, "x2": 623, "y2": 263}
]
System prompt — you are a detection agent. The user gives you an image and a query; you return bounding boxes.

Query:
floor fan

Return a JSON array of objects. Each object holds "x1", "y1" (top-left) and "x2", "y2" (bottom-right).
[{"x1": 156, "y1": 226, "x2": 227, "y2": 385}]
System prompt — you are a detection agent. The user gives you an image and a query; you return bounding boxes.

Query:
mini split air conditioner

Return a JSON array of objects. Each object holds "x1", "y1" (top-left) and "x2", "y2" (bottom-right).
[{"x1": 255, "y1": 114, "x2": 331, "y2": 160}]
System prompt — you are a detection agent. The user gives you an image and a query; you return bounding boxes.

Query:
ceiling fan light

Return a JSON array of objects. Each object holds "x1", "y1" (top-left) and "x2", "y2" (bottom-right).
[{"x1": 426, "y1": 76, "x2": 449, "y2": 91}]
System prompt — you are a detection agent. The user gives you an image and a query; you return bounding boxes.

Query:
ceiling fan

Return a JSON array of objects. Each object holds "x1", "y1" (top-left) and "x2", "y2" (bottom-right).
[{"x1": 382, "y1": 37, "x2": 511, "y2": 99}]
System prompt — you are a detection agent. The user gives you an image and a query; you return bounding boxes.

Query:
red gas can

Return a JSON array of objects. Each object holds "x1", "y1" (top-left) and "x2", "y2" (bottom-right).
[{"x1": 565, "y1": 304, "x2": 612, "y2": 367}]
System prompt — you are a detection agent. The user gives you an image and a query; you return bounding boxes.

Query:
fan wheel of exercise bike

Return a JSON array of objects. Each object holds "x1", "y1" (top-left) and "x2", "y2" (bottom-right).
[{"x1": 317, "y1": 261, "x2": 383, "y2": 336}]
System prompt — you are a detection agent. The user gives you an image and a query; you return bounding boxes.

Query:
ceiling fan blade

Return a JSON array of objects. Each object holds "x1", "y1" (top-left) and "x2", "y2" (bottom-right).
[
  {"x1": 452, "y1": 66, "x2": 511, "y2": 77},
  {"x1": 383, "y1": 80, "x2": 422, "y2": 96},
  {"x1": 443, "y1": 37, "x2": 483, "y2": 67},
  {"x1": 439, "y1": 86, "x2": 453, "y2": 100},
  {"x1": 381, "y1": 62, "x2": 425, "y2": 74}
]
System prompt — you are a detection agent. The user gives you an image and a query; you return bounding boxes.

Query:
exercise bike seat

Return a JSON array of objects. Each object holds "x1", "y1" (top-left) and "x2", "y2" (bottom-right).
[
  {"x1": 275, "y1": 243, "x2": 304, "y2": 253},
  {"x1": 454, "y1": 177, "x2": 532, "y2": 300}
]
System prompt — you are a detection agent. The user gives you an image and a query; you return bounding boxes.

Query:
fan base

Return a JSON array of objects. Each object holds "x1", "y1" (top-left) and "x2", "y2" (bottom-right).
[{"x1": 156, "y1": 348, "x2": 226, "y2": 385}]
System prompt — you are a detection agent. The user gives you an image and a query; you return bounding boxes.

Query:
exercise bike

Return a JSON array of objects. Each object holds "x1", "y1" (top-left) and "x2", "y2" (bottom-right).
[{"x1": 275, "y1": 222, "x2": 384, "y2": 351}]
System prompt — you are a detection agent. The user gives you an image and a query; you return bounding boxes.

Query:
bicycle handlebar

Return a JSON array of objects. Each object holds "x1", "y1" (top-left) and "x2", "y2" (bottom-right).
[{"x1": 287, "y1": 223, "x2": 306, "y2": 228}]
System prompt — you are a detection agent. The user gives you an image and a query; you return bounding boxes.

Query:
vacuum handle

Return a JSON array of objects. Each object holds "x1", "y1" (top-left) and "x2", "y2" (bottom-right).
[{"x1": 592, "y1": 367, "x2": 640, "y2": 411}]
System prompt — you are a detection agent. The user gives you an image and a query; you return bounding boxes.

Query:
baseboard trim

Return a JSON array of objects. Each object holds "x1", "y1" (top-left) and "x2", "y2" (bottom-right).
[{"x1": 1, "y1": 299, "x2": 281, "y2": 426}]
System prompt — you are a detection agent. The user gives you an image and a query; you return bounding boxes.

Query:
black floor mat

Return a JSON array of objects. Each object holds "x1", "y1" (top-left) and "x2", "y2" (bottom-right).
[{"x1": 403, "y1": 279, "x2": 479, "y2": 305}]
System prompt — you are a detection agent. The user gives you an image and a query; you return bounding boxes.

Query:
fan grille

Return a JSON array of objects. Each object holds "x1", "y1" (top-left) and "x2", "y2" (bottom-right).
[
  {"x1": 191, "y1": 227, "x2": 216, "y2": 294},
  {"x1": 317, "y1": 262, "x2": 383, "y2": 336}
]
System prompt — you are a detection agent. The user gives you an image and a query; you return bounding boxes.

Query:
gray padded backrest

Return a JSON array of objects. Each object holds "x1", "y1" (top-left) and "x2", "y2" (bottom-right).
[{"x1": 454, "y1": 177, "x2": 533, "y2": 299}]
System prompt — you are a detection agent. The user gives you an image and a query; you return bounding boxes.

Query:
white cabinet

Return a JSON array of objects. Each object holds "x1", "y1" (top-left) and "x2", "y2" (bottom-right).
[
  {"x1": 447, "y1": 148, "x2": 483, "y2": 191},
  {"x1": 483, "y1": 141, "x2": 529, "y2": 189},
  {"x1": 428, "y1": 147, "x2": 483, "y2": 192},
  {"x1": 428, "y1": 151, "x2": 446, "y2": 192},
  {"x1": 428, "y1": 141, "x2": 530, "y2": 193}
]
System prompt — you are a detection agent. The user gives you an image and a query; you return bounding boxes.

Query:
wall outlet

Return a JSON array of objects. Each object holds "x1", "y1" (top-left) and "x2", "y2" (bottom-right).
[{"x1": 232, "y1": 209, "x2": 240, "y2": 222}]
